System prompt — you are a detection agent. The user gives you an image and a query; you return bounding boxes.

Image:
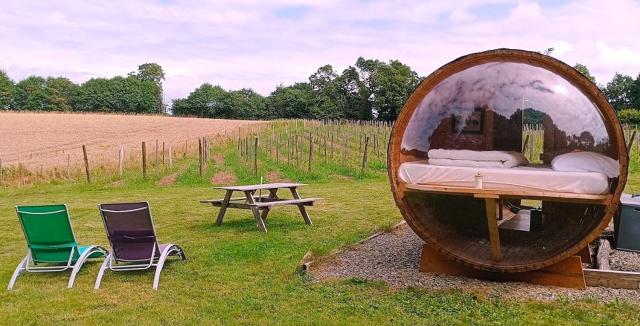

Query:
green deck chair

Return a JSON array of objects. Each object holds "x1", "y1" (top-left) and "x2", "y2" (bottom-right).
[{"x1": 7, "y1": 204, "x2": 108, "y2": 290}]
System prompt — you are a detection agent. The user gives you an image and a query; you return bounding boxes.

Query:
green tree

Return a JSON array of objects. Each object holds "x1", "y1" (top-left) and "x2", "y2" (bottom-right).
[
  {"x1": 268, "y1": 83, "x2": 315, "y2": 119},
  {"x1": 74, "y1": 76, "x2": 160, "y2": 113},
  {"x1": 631, "y1": 74, "x2": 640, "y2": 109},
  {"x1": 131, "y1": 63, "x2": 165, "y2": 113},
  {"x1": 369, "y1": 60, "x2": 421, "y2": 121},
  {"x1": 229, "y1": 88, "x2": 268, "y2": 119},
  {"x1": 617, "y1": 108, "x2": 640, "y2": 125},
  {"x1": 605, "y1": 73, "x2": 635, "y2": 110},
  {"x1": 171, "y1": 83, "x2": 231, "y2": 118},
  {"x1": 46, "y1": 77, "x2": 78, "y2": 111},
  {"x1": 12, "y1": 76, "x2": 51, "y2": 110},
  {"x1": 308, "y1": 65, "x2": 343, "y2": 119},
  {"x1": 334, "y1": 66, "x2": 371, "y2": 120},
  {"x1": 573, "y1": 63, "x2": 596, "y2": 84},
  {"x1": 0, "y1": 70, "x2": 14, "y2": 109},
  {"x1": 73, "y1": 78, "x2": 117, "y2": 112}
]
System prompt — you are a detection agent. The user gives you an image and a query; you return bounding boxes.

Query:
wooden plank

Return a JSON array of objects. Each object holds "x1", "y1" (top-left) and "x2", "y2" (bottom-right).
[
  {"x1": 484, "y1": 198, "x2": 502, "y2": 261},
  {"x1": 584, "y1": 269, "x2": 640, "y2": 289},
  {"x1": 252, "y1": 198, "x2": 320, "y2": 208},
  {"x1": 405, "y1": 183, "x2": 610, "y2": 204},
  {"x1": 213, "y1": 183, "x2": 305, "y2": 191},
  {"x1": 206, "y1": 201, "x2": 317, "y2": 209},
  {"x1": 200, "y1": 195, "x2": 272, "y2": 204},
  {"x1": 420, "y1": 244, "x2": 586, "y2": 289}
]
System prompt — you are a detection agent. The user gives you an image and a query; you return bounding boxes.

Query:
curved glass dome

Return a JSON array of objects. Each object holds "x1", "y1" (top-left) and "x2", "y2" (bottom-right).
[{"x1": 401, "y1": 62, "x2": 613, "y2": 162}]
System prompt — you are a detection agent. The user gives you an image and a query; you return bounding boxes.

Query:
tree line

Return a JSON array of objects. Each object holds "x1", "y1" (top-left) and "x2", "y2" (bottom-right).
[
  {"x1": 0, "y1": 63, "x2": 165, "y2": 114},
  {"x1": 2, "y1": 59, "x2": 640, "y2": 123},
  {"x1": 172, "y1": 57, "x2": 421, "y2": 121}
]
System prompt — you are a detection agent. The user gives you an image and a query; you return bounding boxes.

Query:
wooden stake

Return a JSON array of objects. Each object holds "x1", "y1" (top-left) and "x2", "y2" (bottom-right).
[
  {"x1": 155, "y1": 139, "x2": 159, "y2": 166},
  {"x1": 162, "y1": 142, "x2": 165, "y2": 166},
  {"x1": 0, "y1": 157, "x2": 3, "y2": 187},
  {"x1": 331, "y1": 133, "x2": 334, "y2": 161},
  {"x1": 323, "y1": 136, "x2": 327, "y2": 163},
  {"x1": 253, "y1": 137, "x2": 259, "y2": 176},
  {"x1": 276, "y1": 135, "x2": 280, "y2": 163},
  {"x1": 118, "y1": 145, "x2": 125, "y2": 176},
  {"x1": 245, "y1": 137, "x2": 249, "y2": 163},
  {"x1": 287, "y1": 133, "x2": 291, "y2": 165},
  {"x1": 82, "y1": 145, "x2": 90, "y2": 183},
  {"x1": 308, "y1": 133, "x2": 313, "y2": 172},
  {"x1": 343, "y1": 134, "x2": 349, "y2": 165},
  {"x1": 198, "y1": 138, "x2": 203, "y2": 177},
  {"x1": 142, "y1": 142, "x2": 147, "y2": 178},
  {"x1": 295, "y1": 134, "x2": 300, "y2": 168},
  {"x1": 361, "y1": 136, "x2": 369, "y2": 174},
  {"x1": 168, "y1": 145, "x2": 173, "y2": 168},
  {"x1": 627, "y1": 130, "x2": 637, "y2": 153},
  {"x1": 522, "y1": 134, "x2": 530, "y2": 153}
]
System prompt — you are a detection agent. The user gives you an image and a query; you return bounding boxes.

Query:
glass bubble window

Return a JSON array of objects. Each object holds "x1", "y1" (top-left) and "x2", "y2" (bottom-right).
[{"x1": 401, "y1": 62, "x2": 613, "y2": 164}]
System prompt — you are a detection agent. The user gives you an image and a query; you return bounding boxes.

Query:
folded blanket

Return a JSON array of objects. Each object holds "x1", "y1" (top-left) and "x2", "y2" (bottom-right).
[{"x1": 428, "y1": 149, "x2": 528, "y2": 168}]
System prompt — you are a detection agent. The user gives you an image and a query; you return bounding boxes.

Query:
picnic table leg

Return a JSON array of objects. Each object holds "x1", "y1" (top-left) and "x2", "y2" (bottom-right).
[
  {"x1": 261, "y1": 189, "x2": 279, "y2": 221},
  {"x1": 245, "y1": 190, "x2": 267, "y2": 232},
  {"x1": 260, "y1": 207, "x2": 270, "y2": 220},
  {"x1": 215, "y1": 190, "x2": 234, "y2": 226},
  {"x1": 289, "y1": 187, "x2": 313, "y2": 226},
  {"x1": 268, "y1": 189, "x2": 280, "y2": 201},
  {"x1": 259, "y1": 189, "x2": 279, "y2": 221}
]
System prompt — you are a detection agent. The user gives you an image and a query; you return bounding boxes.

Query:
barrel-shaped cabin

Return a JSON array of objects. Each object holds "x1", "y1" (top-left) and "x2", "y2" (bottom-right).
[{"x1": 388, "y1": 49, "x2": 628, "y2": 273}]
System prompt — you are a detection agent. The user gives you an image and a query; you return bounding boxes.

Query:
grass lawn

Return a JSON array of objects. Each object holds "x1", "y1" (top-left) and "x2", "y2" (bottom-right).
[{"x1": 1, "y1": 167, "x2": 640, "y2": 324}]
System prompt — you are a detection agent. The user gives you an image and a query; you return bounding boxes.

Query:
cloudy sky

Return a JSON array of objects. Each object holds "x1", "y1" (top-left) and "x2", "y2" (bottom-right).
[{"x1": 1, "y1": 0, "x2": 640, "y2": 102}]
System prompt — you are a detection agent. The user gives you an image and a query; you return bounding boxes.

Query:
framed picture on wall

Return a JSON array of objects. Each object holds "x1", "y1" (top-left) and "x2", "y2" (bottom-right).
[{"x1": 451, "y1": 107, "x2": 485, "y2": 134}]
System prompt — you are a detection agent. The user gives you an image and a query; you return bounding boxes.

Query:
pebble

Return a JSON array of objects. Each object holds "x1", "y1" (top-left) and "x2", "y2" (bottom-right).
[{"x1": 312, "y1": 223, "x2": 640, "y2": 302}]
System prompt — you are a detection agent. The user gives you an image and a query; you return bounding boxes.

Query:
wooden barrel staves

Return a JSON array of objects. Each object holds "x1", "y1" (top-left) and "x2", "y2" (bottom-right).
[{"x1": 388, "y1": 49, "x2": 628, "y2": 273}]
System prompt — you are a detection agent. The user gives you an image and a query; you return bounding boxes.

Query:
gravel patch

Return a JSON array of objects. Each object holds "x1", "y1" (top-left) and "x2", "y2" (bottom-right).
[
  {"x1": 312, "y1": 223, "x2": 640, "y2": 302},
  {"x1": 611, "y1": 250, "x2": 640, "y2": 272}
]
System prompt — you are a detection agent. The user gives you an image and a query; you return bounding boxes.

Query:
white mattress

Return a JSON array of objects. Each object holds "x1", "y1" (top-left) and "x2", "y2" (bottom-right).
[{"x1": 398, "y1": 161, "x2": 610, "y2": 194}]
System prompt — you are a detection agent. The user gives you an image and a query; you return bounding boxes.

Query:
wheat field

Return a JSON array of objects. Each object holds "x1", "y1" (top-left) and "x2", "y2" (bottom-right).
[{"x1": 0, "y1": 111, "x2": 259, "y2": 171}]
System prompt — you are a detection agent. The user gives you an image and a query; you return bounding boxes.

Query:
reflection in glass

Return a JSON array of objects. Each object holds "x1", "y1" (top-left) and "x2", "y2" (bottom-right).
[{"x1": 402, "y1": 62, "x2": 613, "y2": 163}]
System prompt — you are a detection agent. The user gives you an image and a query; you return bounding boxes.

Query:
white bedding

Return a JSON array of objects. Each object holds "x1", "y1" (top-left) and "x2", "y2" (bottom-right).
[
  {"x1": 398, "y1": 161, "x2": 610, "y2": 194},
  {"x1": 428, "y1": 149, "x2": 528, "y2": 168}
]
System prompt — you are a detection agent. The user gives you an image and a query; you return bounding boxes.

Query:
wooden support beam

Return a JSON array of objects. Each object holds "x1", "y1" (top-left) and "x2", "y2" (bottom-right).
[
  {"x1": 484, "y1": 197, "x2": 502, "y2": 261},
  {"x1": 420, "y1": 244, "x2": 586, "y2": 289},
  {"x1": 584, "y1": 269, "x2": 640, "y2": 289}
]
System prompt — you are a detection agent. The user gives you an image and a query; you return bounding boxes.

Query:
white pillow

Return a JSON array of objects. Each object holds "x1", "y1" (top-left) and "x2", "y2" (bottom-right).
[{"x1": 551, "y1": 151, "x2": 619, "y2": 178}]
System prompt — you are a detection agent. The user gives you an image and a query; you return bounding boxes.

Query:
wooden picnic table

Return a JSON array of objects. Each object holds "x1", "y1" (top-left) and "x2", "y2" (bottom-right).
[{"x1": 200, "y1": 182, "x2": 320, "y2": 232}]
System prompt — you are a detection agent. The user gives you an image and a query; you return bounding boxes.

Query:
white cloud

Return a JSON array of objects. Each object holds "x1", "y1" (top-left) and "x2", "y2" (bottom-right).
[{"x1": 0, "y1": 0, "x2": 639, "y2": 101}]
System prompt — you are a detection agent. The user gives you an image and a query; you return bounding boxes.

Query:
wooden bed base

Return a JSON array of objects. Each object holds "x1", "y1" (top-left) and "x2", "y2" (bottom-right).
[
  {"x1": 420, "y1": 244, "x2": 587, "y2": 288},
  {"x1": 420, "y1": 244, "x2": 640, "y2": 289}
]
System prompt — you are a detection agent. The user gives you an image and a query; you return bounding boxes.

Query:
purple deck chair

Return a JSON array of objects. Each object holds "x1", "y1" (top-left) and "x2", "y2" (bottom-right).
[{"x1": 94, "y1": 202, "x2": 185, "y2": 290}]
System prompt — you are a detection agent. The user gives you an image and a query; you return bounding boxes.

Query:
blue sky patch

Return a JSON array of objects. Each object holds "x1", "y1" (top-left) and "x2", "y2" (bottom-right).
[{"x1": 274, "y1": 5, "x2": 311, "y2": 19}]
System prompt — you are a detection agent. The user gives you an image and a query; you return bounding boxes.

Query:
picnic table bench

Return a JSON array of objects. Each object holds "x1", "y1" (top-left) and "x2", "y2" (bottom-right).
[{"x1": 200, "y1": 183, "x2": 320, "y2": 232}]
